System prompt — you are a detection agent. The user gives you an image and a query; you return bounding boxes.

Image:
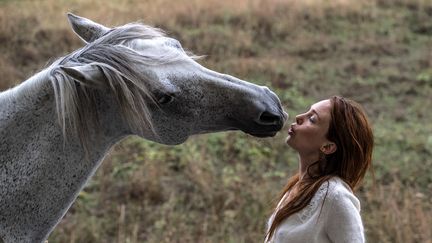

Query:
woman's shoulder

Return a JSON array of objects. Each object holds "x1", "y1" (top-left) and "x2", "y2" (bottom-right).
[
  {"x1": 325, "y1": 177, "x2": 361, "y2": 211},
  {"x1": 321, "y1": 178, "x2": 365, "y2": 243}
]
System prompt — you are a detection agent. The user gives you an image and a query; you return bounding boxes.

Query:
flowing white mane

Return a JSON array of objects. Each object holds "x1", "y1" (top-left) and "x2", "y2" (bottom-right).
[{"x1": 48, "y1": 23, "x2": 196, "y2": 149}]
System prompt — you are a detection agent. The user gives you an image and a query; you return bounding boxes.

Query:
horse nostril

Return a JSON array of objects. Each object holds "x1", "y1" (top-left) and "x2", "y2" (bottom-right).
[{"x1": 258, "y1": 111, "x2": 282, "y2": 125}]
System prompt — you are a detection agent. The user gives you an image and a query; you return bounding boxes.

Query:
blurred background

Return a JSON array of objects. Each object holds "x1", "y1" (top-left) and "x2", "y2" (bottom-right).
[{"x1": 1, "y1": 0, "x2": 431, "y2": 242}]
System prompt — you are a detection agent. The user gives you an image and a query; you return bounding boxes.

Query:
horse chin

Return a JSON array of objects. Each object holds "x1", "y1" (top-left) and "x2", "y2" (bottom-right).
[
  {"x1": 239, "y1": 124, "x2": 283, "y2": 138},
  {"x1": 160, "y1": 136, "x2": 189, "y2": 145},
  {"x1": 246, "y1": 131, "x2": 278, "y2": 138},
  {"x1": 226, "y1": 116, "x2": 284, "y2": 138}
]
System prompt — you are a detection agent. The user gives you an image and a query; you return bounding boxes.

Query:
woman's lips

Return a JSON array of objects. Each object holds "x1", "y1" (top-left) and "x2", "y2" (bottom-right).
[{"x1": 288, "y1": 126, "x2": 295, "y2": 135}]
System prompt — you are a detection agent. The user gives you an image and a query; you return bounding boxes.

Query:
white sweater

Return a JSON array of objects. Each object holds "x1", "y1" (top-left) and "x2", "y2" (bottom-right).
[{"x1": 266, "y1": 177, "x2": 365, "y2": 243}]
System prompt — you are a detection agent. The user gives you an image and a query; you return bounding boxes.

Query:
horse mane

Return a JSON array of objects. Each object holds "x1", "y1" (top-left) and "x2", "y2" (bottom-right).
[{"x1": 48, "y1": 23, "x2": 196, "y2": 151}]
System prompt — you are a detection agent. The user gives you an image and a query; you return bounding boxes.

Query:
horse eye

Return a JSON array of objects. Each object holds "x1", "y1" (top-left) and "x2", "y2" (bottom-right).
[{"x1": 157, "y1": 94, "x2": 174, "y2": 105}]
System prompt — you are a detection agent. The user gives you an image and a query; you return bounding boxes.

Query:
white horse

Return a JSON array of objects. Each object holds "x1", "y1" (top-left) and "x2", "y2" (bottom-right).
[{"x1": 0, "y1": 14, "x2": 287, "y2": 243}]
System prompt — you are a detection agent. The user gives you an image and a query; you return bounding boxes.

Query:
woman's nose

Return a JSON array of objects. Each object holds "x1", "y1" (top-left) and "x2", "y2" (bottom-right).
[{"x1": 295, "y1": 115, "x2": 303, "y2": 125}]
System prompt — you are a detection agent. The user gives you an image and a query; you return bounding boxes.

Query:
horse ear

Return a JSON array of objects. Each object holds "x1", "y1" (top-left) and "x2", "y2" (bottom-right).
[
  {"x1": 67, "y1": 13, "x2": 110, "y2": 43},
  {"x1": 60, "y1": 65, "x2": 104, "y2": 88}
]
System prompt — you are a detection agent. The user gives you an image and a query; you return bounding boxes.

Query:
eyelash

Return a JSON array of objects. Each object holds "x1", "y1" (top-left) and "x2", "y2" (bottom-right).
[{"x1": 308, "y1": 115, "x2": 316, "y2": 123}]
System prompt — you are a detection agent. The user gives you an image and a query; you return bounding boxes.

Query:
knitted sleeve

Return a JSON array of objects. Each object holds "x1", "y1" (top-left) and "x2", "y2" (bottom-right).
[{"x1": 325, "y1": 186, "x2": 365, "y2": 243}]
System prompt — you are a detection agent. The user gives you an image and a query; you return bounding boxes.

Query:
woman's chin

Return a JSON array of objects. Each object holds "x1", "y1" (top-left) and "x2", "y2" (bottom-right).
[{"x1": 285, "y1": 136, "x2": 294, "y2": 146}]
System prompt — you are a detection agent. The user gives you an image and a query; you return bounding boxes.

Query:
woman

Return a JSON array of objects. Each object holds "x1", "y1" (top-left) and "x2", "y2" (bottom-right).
[{"x1": 265, "y1": 96, "x2": 373, "y2": 243}]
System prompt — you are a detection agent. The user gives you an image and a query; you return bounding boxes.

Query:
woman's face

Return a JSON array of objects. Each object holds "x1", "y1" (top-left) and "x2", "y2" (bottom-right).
[{"x1": 286, "y1": 99, "x2": 332, "y2": 155}]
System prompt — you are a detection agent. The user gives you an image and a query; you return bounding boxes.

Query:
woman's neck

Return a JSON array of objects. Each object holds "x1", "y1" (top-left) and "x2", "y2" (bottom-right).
[{"x1": 298, "y1": 152, "x2": 320, "y2": 181}]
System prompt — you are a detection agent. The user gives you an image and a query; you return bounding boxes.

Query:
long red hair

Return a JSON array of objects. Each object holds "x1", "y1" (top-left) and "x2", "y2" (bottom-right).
[{"x1": 265, "y1": 96, "x2": 374, "y2": 241}]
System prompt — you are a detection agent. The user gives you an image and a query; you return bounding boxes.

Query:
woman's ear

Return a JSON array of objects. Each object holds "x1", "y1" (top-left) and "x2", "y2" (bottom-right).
[{"x1": 320, "y1": 142, "x2": 337, "y2": 155}]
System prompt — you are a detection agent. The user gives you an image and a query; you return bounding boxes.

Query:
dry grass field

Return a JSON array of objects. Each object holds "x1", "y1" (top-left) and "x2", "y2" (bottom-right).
[{"x1": 1, "y1": 0, "x2": 431, "y2": 242}]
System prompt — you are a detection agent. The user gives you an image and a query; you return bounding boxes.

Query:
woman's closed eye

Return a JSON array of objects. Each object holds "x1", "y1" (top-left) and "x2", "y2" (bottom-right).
[{"x1": 308, "y1": 115, "x2": 317, "y2": 123}]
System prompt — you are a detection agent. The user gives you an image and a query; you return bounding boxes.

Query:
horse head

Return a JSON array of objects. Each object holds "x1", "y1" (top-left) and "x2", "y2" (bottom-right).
[{"x1": 58, "y1": 13, "x2": 287, "y2": 145}]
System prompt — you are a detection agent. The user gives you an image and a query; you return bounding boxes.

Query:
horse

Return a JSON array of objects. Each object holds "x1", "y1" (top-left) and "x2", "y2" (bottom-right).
[{"x1": 0, "y1": 13, "x2": 287, "y2": 243}]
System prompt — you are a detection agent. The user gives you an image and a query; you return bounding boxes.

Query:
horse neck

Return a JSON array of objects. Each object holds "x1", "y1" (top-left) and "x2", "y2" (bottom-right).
[{"x1": 0, "y1": 67, "x2": 129, "y2": 242}]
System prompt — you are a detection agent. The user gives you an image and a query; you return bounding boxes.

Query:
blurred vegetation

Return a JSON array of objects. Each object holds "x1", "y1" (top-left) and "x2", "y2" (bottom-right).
[{"x1": 1, "y1": 0, "x2": 431, "y2": 242}]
